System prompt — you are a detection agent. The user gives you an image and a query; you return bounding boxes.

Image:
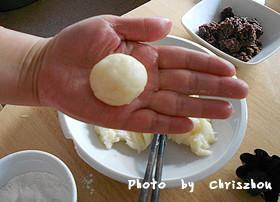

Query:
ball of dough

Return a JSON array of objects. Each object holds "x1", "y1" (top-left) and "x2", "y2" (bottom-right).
[{"x1": 90, "y1": 53, "x2": 148, "y2": 106}]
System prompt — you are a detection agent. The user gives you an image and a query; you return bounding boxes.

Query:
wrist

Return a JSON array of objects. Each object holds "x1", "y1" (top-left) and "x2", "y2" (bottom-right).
[
  {"x1": 0, "y1": 27, "x2": 50, "y2": 106},
  {"x1": 19, "y1": 37, "x2": 51, "y2": 106}
]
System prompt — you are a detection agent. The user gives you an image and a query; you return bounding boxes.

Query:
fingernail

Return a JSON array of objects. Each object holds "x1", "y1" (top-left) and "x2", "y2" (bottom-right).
[
  {"x1": 151, "y1": 17, "x2": 171, "y2": 23},
  {"x1": 228, "y1": 102, "x2": 234, "y2": 113},
  {"x1": 222, "y1": 58, "x2": 235, "y2": 69}
]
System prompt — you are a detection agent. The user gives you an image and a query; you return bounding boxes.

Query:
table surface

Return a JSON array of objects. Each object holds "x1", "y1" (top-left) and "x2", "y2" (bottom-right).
[{"x1": 1, "y1": 0, "x2": 279, "y2": 201}]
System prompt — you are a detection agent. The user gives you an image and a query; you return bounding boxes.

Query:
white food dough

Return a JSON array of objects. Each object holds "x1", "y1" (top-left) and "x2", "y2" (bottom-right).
[
  {"x1": 94, "y1": 118, "x2": 217, "y2": 157},
  {"x1": 94, "y1": 126, "x2": 153, "y2": 153},
  {"x1": 90, "y1": 53, "x2": 148, "y2": 106},
  {"x1": 169, "y1": 118, "x2": 217, "y2": 156}
]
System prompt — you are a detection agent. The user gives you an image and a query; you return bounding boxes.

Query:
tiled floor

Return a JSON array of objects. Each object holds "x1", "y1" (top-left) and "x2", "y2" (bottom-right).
[{"x1": 0, "y1": 0, "x2": 149, "y2": 37}]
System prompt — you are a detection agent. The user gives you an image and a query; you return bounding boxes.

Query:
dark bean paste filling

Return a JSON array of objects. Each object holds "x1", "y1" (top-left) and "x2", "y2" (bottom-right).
[{"x1": 198, "y1": 7, "x2": 263, "y2": 62}]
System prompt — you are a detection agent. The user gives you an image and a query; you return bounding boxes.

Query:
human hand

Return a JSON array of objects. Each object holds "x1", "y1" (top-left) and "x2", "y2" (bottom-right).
[{"x1": 35, "y1": 15, "x2": 248, "y2": 133}]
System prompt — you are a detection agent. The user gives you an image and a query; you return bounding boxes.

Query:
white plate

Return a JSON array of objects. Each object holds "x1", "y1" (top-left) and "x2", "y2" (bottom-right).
[
  {"x1": 58, "y1": 35, "x2": 248, "y2": 187},
  {"x1": 181, "y1": 0, "x2": 280, "y2": 66}
]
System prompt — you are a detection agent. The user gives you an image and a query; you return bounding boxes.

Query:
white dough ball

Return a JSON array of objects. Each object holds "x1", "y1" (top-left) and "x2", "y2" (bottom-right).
[{"x1": 90, "y1": 53, "x2": 148, "y2": 106}]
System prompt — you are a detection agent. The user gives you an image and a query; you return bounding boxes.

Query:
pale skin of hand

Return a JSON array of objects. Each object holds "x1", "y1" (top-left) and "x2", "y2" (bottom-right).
[{"x1": 0, "y1": 16, "x2": 248, "y2": 134}]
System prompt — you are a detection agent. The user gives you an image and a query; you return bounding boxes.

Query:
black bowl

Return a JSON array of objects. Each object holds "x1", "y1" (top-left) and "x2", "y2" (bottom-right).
[{"x1": 0, "y1": 0, "x2": 37, "y2": 11}]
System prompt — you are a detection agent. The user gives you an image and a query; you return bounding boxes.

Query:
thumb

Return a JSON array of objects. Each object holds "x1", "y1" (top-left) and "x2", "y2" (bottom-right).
[{"x1": 103, "y1": 15, "x2": 172, "y2": 42}]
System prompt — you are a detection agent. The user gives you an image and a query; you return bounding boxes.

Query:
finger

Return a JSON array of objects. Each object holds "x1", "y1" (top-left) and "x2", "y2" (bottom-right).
[
  {"x1": 103, "y1": 15, "x2": 172, "y2": 42},
  {"x1": 149, "y1": 91, "x2": 233, "y2": 118},
  {"x1": 123, "y1": 109, "x2": 193, "y2": 134},
  {"x1": 159, "y1": 69, "x2": 248, "y2": 98},
  {"x1": 157, "y1": 46, "x2": 236, "y2": 76}
]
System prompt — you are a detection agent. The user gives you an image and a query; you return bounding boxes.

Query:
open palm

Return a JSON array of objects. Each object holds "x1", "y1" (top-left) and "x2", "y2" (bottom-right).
[{"x1": 37, "y1": 15, "x2": 248, "y2": 133}]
